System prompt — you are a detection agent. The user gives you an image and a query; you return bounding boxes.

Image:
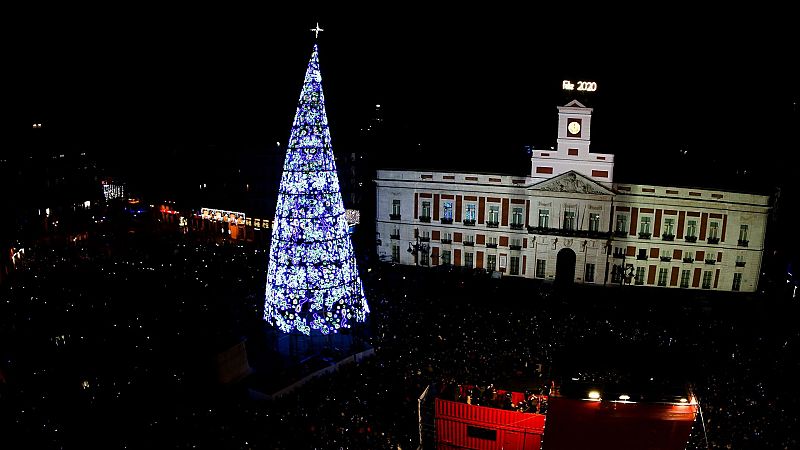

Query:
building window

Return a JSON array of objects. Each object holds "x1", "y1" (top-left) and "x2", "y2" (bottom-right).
[
  {"x1": 683, "y1": 250, "x2": 693, "y2": 262},
  {"x1": 442, "y1": 232, "x2": 452, "y2": 243},
  {"x1": 510, "y1": 238, "x2": 521, "y2": 249},
  {"x1": 735, "y1": 255, "x2": 745, "y2": 267},
  {"x1": 420, "y1": 249, "x2": 429, "y2": 266},
  {"x1": 585, "y1": 263, "x2": 595, "y2": 282},
  {"x1": 738, "y1": 224, "x2": 748, "y2": 246},
  {"x1": 680, "y1": 269, "x2": 690, "y2": 288},
  {"x1": 732, "y1": 273, "x2": 742, "y2": 291},
  {"x1": 421, "y1": 201, "x2": 431, "y2": 219},
  {"x1": 511, "y1": 207, "x2": 524, "y2": 226},
  {"x1": 612, "y1": 265, "x2": 623, "y2": 283},
  {"x1": 639, "y1": 217, "x2": 651, "y2": 235},
  {"x1": 615, "y1": 214, "x2": 627, "y2": 233},
  {"x1": 637, "y1": 248, "x2": 647, "y2": 260},
  {"x1": 465, "y1": 204, "x2": 477, "y2": 222},
  {"x1": 487, "y1": 236, "x2": 498, "y2": 247},
  {"x1": 538, "y1": 209, "x2": 550, "y2": 228},
  {"x1": 702, "y1": 271, "x2": 713, "y2": 289},
  {"x1": 391, "y1": 200, "x2": 401, "y2": 219},
  {"x1": 663, "y1": 218, "x2": 675, "y2": 236},
  {"x1": 487, "y1": 255, "x2": 497, "y2": 271},
  {"x1": 708, "y1": 221, "x2": 719, "y2": 239},
  {"x1": 464, "y1": 234, "x2": 475, "y2": 245},
  {"x1": 510, "y1": 257, "x2": 520, "y2": 275},
  {"x1": 422, "y1": 230, "x2": 430, "y2": 240},
  {"x1": 391, "y1": 243, "x2": 400, "y2": 262},
  {"x1": 589, "y1": 213, "x2": 600, "y2": 232},
  {"x1": 488, "y1": 205, "x2": 500, "y2": 224},
  {"x1": 686, "y1": 219, "x2": 697, "y2": 238},
  {"x1": 657, "y1": 268, "x2": 668, "y2": 286},
  {"x1": 442, "y1": 250, "x2": 451, "y2": 265},
  {"x1": 563, "y1": 207, "x2": 576, "y2": 230},
  {"x1": 443, "y1": 201, "x2": 453, "y2": 220},
  {"x1": 464, "y1": 252, "x2": 474, "y2": 269},
  {"x1": 635, "y1": 267, "x2": 645, "y2": 285},
  {"x1": 535, "y1": 259, "x2": 546, "y2": 278}
]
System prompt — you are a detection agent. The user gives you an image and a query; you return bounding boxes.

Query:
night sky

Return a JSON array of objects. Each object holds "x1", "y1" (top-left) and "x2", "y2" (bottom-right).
[{"x1": 8, "y1": 8, "x2": 797, "y2": 187}]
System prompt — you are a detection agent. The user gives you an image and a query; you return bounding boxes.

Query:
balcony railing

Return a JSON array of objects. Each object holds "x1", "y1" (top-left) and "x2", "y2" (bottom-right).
[
  {"x1": 463, "y1": 219, "x2": 476, "y2": 226},
  {"x1": 389, "y1": 214, "x2": 401, "y2": 220},
  {"x1": 684, "y1": 235, "x2": 697, "y2": 243},
  {"x1": 683, "y1": 257, "x2": 694, "y2": 263},
  {"x1": 705, "y1": 259, "x2": 716, "y2": 265},
  {"x1": 613, "y1": 230, "x2": 628, "y2": 238},
  {"x1": 389, "y1": 233, "x2": 400, "y2": 240},
  {"x1": 440, "y1": 218, "x2": 453, "y2": 224},
  {"x1": 613, "y1": 253, "x2": 625, "y2": 259},
  {"x1": 735, "y1": 261, "x2": 746, "y2": 267},
  {"x1": 638, "y1": 232, "x2": 652, "y2": 239},
  {"x1": 463, "y1": 241, "x2": 475, "y2": 247},
  {"x1": 419, "y1": 216, "x2": 431, "y2": 223},
  {"x1": 486, "y1": 221, "x2": 499, "y2": 228},
  {"x1": 637, "y1": 255, "x2": 648, "y2": 261},
  {"x1": 738, "y1": 239, "x2": 749, "y2": 247},
  {"x1": 660, "y1": 256, "x2": 672, "y2": 262},
  {"x1": 661, "y1": 234, "x2": 675, "y2": 241},
  {"x1": 510, "y1": 223, "x2": 524, "y2": 230},
  {"x1": 526, "y1": 225, "x2": 611, "y2": 239},
  {"x1": 707, "y1": 237, "x2": 720, "y2": 244},
  {"x1": 419, "y1": 236, "x2": 430, "y2": 242},
  {"x1": 509, "y1": 245, "x2": 522, "y2": 251},
  {"x1": 485, "y1": 243, "x2": 498, "y2": 249},
  {"x1": 440, "y1": 238, "x2": 452, "y2": 244}
]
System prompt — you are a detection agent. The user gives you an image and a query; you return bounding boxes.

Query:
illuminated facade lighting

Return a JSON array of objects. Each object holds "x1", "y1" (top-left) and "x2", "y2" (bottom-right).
[{"x1": 264, "y1": 44, "x2": 369, "y2": 335}]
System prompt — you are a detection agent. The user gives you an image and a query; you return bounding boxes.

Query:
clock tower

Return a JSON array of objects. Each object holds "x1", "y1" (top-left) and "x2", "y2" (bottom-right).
[{"x1": 530, "y1": 99, "x2": 615, "y2": 183}]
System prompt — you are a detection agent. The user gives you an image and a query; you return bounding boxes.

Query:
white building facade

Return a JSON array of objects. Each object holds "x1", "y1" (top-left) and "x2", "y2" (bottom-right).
[{"x1": 375, "y1": 101, "x2": 769, "y2": 292}]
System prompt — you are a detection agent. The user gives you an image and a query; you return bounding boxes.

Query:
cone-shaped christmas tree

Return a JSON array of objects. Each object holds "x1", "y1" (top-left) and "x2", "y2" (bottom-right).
[{"x1": 264, "y1": 44, "x2": 369, "y2": 335}]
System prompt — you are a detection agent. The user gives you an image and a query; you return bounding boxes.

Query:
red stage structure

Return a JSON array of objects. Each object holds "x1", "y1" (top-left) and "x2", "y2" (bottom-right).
[{"x1": 425, "y1": 382, "x2": 698, "y2": 450}]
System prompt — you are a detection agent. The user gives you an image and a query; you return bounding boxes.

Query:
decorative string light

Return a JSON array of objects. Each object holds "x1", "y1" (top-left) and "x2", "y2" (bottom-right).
[{"x1": 264, "y1": 45, "x2": 369, "y2": 335}]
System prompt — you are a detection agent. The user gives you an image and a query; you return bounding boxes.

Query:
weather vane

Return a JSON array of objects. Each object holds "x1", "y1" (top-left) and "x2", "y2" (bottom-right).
[{"x1": 310, "y1": 22, "x2": 324, "y2": 39}]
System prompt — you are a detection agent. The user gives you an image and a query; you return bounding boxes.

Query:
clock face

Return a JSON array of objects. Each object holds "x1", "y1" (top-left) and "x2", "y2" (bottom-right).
[{"x1": 567, "y1": 120, "x2": 581, "y2": 136}]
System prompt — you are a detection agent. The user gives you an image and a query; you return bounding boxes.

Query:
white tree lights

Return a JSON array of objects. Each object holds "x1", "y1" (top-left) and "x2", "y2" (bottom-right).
[{"x1": 264, "y1": 45, "x2": 369, "y2": 335}]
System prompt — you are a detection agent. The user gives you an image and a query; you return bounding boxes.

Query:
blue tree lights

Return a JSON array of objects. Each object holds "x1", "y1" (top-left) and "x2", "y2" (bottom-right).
[{"x1": 264, "y1": 45, "x2": 369, "y2": 335}]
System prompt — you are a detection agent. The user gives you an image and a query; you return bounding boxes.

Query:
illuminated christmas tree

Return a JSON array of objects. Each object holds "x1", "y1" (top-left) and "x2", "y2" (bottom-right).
[{"x1": 264, "y1": 44, "x2": 369, "y2": 335}]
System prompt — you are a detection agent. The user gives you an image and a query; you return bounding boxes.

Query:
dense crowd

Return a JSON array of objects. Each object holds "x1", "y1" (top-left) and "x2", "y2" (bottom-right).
[{"x1": 1, "y1": 215, "x2": 799, "y2": 449}]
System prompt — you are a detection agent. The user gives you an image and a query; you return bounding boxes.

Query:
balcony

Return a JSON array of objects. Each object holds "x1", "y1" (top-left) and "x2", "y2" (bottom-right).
[
  {"x1": 735, "y1": 261, "x2": 746, "y2": 267},
  {"x1": 389, "y1": 213, "x2": 401, "y2": 220},
  {"x1": 661, "y1": 234, "x2": 675, "y2": 241},
  {"x1": 419, "y1": 216, "x2": 431, "y2": 223},
  {"x1": 440, "y1": 239, "x2": 452, "y2": 244},
  {"x1": 419, "y1": 236, "x2": 430, "y2": 242},
  {"x1": 707, "y1": 237, "x2": 720, "y2": 245},
  {"x1": 440, "y1": 217, "x2": 453, "y2": 225},
  {"x1": 683, "y1": 258, "x2": 694, "y2": 263},
  {"x1": 684, "y1": 235, "x2": 698, "y2": 243},
  {"x1": 463, "y1": 241, "x2": 475, "y2": 247},
  {"x1": 486, "y1": 221, "x2": 499, "y2": 228},
  {"x1": 485, "y1": 243, "x2": 498, "y2": 249},
  {"x1": 637, "y1": 255, "x2": 648, "y2": 261},
  {"x1": 509, "y1": 245, "x2": 522, "y2": 251},
  {"x1": 463, "y1": 219, "x2": 476, "y2": 226},
  {"x1": 389, "y1": 233, "x2": 400, "y2": 240},
  {"x1": 510, "y1": 223, "x2": 524, "y2": 230},
  {"x1": 705, "y1": 259, "x2": 716, "y2": 265},
  {"x1": 660, "y1": 256, "x2": 672, "y2": 262},
  {"x1": 614, "y1": 230, "x2": 628, "y2": 238},
  {"x1": 613, "y1": 253, "x2": 625, "y2": 259},
  {"x1": 738, "y1": 239, "x2": 749, "y2": 247},
  {"x1": 638, "y1": 232, "x2": 652, "y2": 239}
]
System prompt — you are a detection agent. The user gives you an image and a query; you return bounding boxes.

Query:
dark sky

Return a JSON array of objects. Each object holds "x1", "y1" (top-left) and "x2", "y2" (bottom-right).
[{"x1": 8, "y1": 7, "x2": 797, "y2": 186}]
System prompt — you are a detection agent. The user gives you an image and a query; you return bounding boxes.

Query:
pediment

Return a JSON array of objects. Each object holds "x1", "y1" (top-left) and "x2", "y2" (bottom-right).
[
  {"x1": 563, "y1": 99, "x2": 587, "y2": 108},
  {"x1": 531, "y1": 171, "x2": 614, "y2": 195}
]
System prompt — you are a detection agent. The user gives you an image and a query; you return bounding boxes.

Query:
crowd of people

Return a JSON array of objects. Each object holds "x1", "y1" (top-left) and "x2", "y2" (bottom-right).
[{"x1": 1, "y1": 211, "x2": 799, "y2": 449}]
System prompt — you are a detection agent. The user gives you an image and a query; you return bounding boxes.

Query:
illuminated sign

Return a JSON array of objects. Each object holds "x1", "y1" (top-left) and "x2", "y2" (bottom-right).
[
  {"x1": 201, "y1": 208, "x2": 246, "y2": 224},
  {"x1": 562, "y1": 80, "x2": 598, "y2": 92}
]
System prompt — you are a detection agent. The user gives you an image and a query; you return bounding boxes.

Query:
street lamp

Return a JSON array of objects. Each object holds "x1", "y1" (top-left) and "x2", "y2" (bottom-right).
[{"x1": 407, "y1": 236, "x2": 430, "y2": 267}]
